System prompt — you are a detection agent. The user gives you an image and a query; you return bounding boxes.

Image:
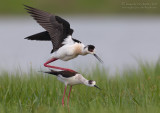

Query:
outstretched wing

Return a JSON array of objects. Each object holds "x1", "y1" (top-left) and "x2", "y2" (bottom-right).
[{"x1": 24, "y1": 5, "x2": 74, "y2": 52}]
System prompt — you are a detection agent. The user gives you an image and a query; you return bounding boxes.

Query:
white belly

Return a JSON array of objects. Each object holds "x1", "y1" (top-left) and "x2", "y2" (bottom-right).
[
  {"x1": 57, "y1": 75, "x2": 82, "y2": 86},
  {"x1": 50, "y1": 43, "x2": 83, "y2": 61},
  {"x1": 60, "y1": 55, "x2": 78, "y2": 61}
]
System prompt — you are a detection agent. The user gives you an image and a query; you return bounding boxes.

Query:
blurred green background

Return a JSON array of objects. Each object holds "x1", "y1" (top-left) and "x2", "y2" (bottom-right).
[{"x1": 0, "y1": 0, "x2": 159, "y2": 15}]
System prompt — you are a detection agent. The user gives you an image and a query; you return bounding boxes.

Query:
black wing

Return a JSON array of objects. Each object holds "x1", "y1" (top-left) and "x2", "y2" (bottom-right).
[
  {"x1": 25, "y1": 31, "x2": 81, "y2": 44},
  {"x1": 44, "y1": 70, "x2": 78, "y2": 78},
  {"x1": 24, "y1": 5, "x2": 74, "y2": 52},
  {"x1": 25, "y1": 31, "x2": 51, "y2": 41},
  {"x1": 72, "y1": 38, "x2": 81, "y2": 43}
]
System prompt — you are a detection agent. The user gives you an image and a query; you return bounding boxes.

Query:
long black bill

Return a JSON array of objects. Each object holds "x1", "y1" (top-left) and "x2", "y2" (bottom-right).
[
  {"x1": 94, "y1": 85, "x2": 101, "y2": 90},
  {"x1": 93, "y1": 54, "x2": 103, "y2": 63}
]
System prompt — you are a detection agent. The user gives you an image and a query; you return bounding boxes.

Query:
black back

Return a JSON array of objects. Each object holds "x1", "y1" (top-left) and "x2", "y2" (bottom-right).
[{"x1": 44, "y1": 70, "x2": 78, "y2": 78}]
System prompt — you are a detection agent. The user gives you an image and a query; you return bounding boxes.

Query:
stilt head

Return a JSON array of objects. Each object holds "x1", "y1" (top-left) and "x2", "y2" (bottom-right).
[
  {"x1": 87, "y1": 80, "x2": 101, "y2": 90},
  {"x1": 84, "y1": 45, "x2": 95, "y2": 54},
  {"x1": 84, "y1": 45, "x2": 103, "y2": 63}
]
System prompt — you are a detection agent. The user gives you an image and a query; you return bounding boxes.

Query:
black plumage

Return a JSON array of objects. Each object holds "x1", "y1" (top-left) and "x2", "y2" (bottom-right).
[
  {"x1": 25, "y1": 31, "x2": 50, "y2": 41},
  {"x1": 24, "y1": 5, "x2": 75, "y2": 52},
  {"x1": 25, "y1": 31, "x2": 81, "y2": 44},
  {"x1": 44, "y1": 70, "x2": 78, "y2": 78},
  {"x1": 72, "y1": 38, "x2": 81, "y2": 43}
]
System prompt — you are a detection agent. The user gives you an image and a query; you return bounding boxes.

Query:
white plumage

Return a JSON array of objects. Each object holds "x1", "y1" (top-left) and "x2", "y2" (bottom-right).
[
  {"x1": 49, "y1": 35, "x2": 87, "y2": 61},
  {"x1": 58, "y1": 74, "x2": 90, "y2": 86}
]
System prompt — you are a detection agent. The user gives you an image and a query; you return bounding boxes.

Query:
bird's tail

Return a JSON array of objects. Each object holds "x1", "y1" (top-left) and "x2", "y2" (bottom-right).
[
  {"x1": 40, "y1": 70, "x2": 60, "y2": 76},
  {"x1": 25, "y1": 31, "x2": 51, "y2": 41}
]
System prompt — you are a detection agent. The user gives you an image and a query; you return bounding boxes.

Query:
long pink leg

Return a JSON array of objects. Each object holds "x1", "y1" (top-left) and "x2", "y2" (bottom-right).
[
  {"x1": 62, "y1": 86, "x2": 67, "y2": 106},
  {"x1": 44, "y1": 58, "x2": 75, "y2": 72},
  {"x1": 67, "y1": 86, "x2": 72, "y2": 106}
]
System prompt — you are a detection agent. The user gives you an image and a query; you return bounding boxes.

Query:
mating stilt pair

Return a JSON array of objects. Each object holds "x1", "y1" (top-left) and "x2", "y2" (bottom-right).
[{"x1": 24, "y1": 5, "x2": 102, "y2": 106}]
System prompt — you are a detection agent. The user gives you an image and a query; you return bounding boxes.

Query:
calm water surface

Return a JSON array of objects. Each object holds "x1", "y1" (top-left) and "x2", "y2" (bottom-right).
[{"x1": 0, "y1": 16, "x2": 160, "y2": 74}]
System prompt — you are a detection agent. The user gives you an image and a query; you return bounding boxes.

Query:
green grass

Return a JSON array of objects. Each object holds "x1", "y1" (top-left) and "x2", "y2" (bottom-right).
[{"x1": 0, "y1": 61, "x2": 160, "y2": 113}]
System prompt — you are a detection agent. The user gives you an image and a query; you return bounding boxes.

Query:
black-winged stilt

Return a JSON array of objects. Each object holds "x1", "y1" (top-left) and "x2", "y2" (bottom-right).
[
  {"x1": 42, "y1": 69, "x2": 101, "y2": 106},
  {"x1": 24, "y1": 5, "x2": 103, "y2": 72}
]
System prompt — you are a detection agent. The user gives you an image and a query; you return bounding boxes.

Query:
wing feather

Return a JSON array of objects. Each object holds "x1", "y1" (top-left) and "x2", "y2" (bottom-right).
[
  {"x1": 43, "y1": 70, "x2": 77, "y2": 78},
  {"x1": 24, "y1": 5, "x2": 74, "y2": 52}
]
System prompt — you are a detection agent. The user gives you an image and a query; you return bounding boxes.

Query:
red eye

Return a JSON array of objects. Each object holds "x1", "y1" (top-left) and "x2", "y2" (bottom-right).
[
  {"x1": 89, "y1": 49, "x2": 93, "y2": 52},
  {"x1": 88, "y1": 80, "x2": 93, "y2": 84}
]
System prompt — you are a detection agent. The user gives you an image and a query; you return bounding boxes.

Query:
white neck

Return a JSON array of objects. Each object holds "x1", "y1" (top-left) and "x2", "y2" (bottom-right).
[
  {"x1": 77, "y1": 74, "x2": 89, "y2": 86},
  {"x1": 81, "y1": 50, "x2": 88, "y2": 55},
  {"x1": 80, "y1": 45, "x2": 88, "y2": 55},
  {"x1": 73, "y1": 43, "x2": 88, "y2": 55}
]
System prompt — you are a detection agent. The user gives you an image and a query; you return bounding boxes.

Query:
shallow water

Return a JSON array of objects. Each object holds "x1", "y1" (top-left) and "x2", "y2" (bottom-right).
[{"x1": 0, "y1": 16, "x2": 160, "y2": 74}]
